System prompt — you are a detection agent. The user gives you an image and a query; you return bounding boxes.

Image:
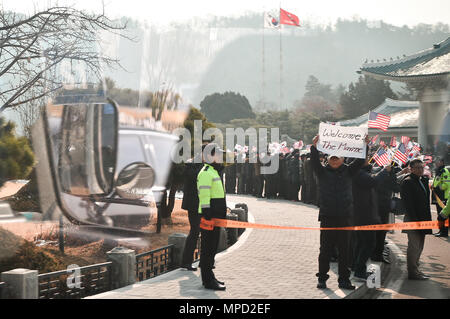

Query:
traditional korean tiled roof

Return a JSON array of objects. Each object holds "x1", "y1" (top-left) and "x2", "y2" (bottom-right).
[
  {"x1": 359, "y1": 37, "x2": 450, "y2": 80},
  {"x1": 340, "y1": 98, "x2": 419, "y2": 128}
]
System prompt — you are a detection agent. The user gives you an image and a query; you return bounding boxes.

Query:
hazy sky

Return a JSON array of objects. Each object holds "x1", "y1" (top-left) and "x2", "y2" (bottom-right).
[{"x1": 2, "y1": 0, "x2": 450, "y2": 27}]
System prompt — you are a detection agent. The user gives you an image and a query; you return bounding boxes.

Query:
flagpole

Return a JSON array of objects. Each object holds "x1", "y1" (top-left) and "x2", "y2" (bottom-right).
[
  {"x1": 262, "y1": 12, "x2": 265, "y2": 111},
  {"x1": 279, "y1": 2, "x2": 283, "y2": 111}
]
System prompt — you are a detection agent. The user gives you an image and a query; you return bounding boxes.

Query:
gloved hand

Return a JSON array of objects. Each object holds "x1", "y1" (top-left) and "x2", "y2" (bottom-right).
[{"x1": 202, "y1": 208, "x2": 212, "y2": 221}]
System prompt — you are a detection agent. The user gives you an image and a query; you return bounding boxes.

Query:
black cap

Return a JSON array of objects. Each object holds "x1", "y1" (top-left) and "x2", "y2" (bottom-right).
[{"x1": 203, "y1": 143, "x2": 225, "y2": 156}]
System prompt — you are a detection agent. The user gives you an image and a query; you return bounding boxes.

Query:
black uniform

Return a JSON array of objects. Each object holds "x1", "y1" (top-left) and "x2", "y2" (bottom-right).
[{"x1": 181, "y1": 162, "x2": 203, "y2": 267}]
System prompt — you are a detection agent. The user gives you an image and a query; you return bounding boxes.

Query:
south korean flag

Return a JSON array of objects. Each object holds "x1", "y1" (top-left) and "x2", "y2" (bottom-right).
[{"x1": 264, "y1": 12, "x2": 280, "y2": 28}]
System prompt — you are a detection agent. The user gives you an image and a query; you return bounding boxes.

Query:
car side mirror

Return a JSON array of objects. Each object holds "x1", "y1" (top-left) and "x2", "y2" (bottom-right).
[{"x1": 115, "y1": 162, "x2": 155, "y2": 200}]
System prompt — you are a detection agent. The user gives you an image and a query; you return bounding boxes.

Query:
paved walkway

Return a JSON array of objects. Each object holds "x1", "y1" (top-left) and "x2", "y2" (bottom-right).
[
  {"x1": 367, "y1": 212, "x2": 450, "y2": 299},
  {"x1": 89, "y1": 195, "x2": 369, "y2": 299}
]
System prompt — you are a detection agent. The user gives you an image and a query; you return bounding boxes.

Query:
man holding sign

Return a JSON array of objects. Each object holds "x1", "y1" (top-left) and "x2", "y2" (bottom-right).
[{"x1": 311, "y1": 125, "x2": 369, "y2": 290}]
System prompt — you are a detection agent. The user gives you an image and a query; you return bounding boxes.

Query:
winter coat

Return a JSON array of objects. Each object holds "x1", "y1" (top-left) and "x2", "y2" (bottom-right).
[
  {"x1": 352, "y1": 166, "x2": 389, "y2": 226},
  {"x1": 181, "y1": 162, "x2": 203, "y2": 212},
  {"x1": 310, "y1": 145, "x2": 365, "y2": 220},
  {"x1": 400, "y1": 173, "x2": 432, "y2": 235}
]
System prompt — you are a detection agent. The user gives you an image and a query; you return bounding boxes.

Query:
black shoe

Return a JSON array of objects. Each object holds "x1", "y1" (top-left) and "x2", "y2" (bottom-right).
[
  {"x1": 181, "y1": 264, "x2": 197, "y2": 271},
  {"x1": 408, "y1": 274, "x2": 430, "y2": 280},
  {"x1": 317, "y1": 281, "x2": 327, "y2": 289},
  {"x1": 214, "y1": 278, "x2": 225, "y2": 285},
  {"x1": 434, "y1": 232, "x2": 448, "y2": 238},
  {"x1": 204, "y1": 281, "x2": 226, "y2": 291},
  {"x1": 338, "y1": 281, "x2": 356, "y2": 290}
]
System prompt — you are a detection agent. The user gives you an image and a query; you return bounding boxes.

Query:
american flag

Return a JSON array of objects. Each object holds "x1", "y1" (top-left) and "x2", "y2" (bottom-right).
[
  {"x1": 401, "y1": 136, "x2": 410, "y2": 145},
  {"x1": 412, "y1": 142, "x2": 421, "y2": 153},
  {"x1": 423, "y1": 155, "x2": 433, "y2": 164},
  {"x1": 369, "y1": 134, "x2": 379, "y2": 146},
  {"x1": 372, "y1": 148, "x2": 391, "y2": 166},
  {"x1": 368, "y1": 111, "x2": 391, "y2": 131},
  {"x1": 390, "y1": 136, "x2": 397, "y2": 147},
  {"x1": 379, "y1": 140, "x2": 386, "y2": 147},
  {"x1": 394, "y1": 143, "x2": 408, "y2": 164}
]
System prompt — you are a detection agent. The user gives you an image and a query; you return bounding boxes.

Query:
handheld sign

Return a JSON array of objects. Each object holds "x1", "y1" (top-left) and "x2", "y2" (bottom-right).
[{"x1": 317, "y1": 122, "x2": 367, "y2": 159}]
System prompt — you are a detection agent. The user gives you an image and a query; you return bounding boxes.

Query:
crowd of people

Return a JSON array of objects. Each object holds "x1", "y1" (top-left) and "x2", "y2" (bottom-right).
[
  {"x1": 223, "y1": 148, "x2": 321, "y2": 205},
  {"x1": 221, "y1": 139, "x2": 449, "y2": 289},
  {"x1": 180, "y1": 140, "x2": 449, "y2": 291}
]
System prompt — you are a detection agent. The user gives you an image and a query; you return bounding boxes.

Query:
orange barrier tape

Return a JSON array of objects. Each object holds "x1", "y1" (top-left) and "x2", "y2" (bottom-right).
[{"x1": 200, "y1": 217, "x2": 449, "y2": 231}]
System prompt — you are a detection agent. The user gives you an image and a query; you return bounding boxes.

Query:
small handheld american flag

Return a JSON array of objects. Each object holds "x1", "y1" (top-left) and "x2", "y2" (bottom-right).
[
  {"x1": 394, "y1": 143, "x2": 408, "y2": 164},
  {"x1": 401, "y1": 136, "x2": 410, "y2": 145},
  {"x1": 369, "y1": 134, "x2": 379, "y2": 146},
  {"x1": 372, "y1": 148, "x2": 391, "y2": 166},
  {"x1": 390, "y1": 136, "x2": 397, "y2": 147},
  {"x1": 368, "y1": 111, "x2": 390, "y2": 132}
]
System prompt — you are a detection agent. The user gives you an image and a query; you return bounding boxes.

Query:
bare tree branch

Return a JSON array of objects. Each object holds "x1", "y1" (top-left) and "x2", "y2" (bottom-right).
[{"x1": 0, "y1": 5, "x2": 134, "y2": 114}]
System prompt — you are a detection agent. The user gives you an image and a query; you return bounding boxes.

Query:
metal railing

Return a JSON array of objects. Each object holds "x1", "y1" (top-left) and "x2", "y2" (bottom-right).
[
  {"x1": 135, "y1": 245, "x2": 174, "y2": 282},
  {"x1": 38, "y1": 262, "x2": 113, "y2": 299}
]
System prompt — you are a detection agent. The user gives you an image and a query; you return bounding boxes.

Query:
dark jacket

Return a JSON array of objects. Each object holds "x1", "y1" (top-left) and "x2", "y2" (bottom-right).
[
  {"x1": 310, "y1": 145, "x2": 365, "y2": 220},
  {"x1": 352, "y1": 166, "x2": 389, "y2": 226},
  {"x1": 181, "y1": 162, "x2": 203, "y2": 212},
  {"x1": 400, "y1": 173, "x2": 432, "y2": 235},
  {"x1": 373, "y1": 166, "x2": 400, "y2": 210}
]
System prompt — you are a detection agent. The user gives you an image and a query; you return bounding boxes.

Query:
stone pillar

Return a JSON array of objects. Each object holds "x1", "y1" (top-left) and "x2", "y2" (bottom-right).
[
  {"x1": 418, "y1": 101, "x2": 428, "y2": 149},
  {"x1": 232, "y1": 208, "x2": 246, "y2": 236},
  {"x1": 1, "y1": 268, "x2": 38, "y2": 299},
  {"x1": 106, "y1": 247, "x2": 136, "y2": 289},
  {"x1": 226, "y1": 212, "x2": 238, "y2": 246},
  {"x1": 419, "y1": 87, "x2": 450, "y2": 152},
  {"x1": 168, "y1": 233, "x2": 187, "y2": 268}
]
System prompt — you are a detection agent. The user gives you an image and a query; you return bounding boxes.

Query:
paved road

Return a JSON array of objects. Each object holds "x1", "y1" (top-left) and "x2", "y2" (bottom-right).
[{"x1": 89, "y1": 195, "x2": 368, "y2": 299}]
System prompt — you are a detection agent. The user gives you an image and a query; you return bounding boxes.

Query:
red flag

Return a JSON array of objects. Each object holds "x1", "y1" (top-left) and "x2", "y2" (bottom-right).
[{"x1": 279, "y1": 8, "x2": 300, "y2": 26}]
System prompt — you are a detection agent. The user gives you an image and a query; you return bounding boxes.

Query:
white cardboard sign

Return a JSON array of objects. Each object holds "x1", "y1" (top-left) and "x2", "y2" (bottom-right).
[{"x1": 317, "y1": 122, "x2": 367, "y2": 159}]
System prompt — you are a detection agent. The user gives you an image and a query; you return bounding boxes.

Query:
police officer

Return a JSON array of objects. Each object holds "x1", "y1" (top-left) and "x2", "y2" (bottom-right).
[
  {"x1": 197, "y1": 143, "x2": 227, "y2": 290},
  {"x1": 180, "y1": 158, "x2": 203, "y2": 271},
  {"x1": 433, "y1": 158, "x2": 449, "y2": 237}
]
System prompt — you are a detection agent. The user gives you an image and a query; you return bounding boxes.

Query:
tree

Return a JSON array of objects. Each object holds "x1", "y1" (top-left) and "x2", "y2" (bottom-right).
[
  {"x1": 0, "y1": 6, "x2": 129, "y2": 112},
  {"x1": 0, "y1": 117, "x2": 34, "y2": 187},
  {"x1": 200, "y1": 92, "x2": 255, "y2": 123},
  {"x1": 340, "y1": 75, "x2": 397, "y2": 119}
]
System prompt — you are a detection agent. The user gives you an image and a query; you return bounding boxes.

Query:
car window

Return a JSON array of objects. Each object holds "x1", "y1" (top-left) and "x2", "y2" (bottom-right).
[{"x1": 117, "y1": 134, "x2": 146, "y2": 172}]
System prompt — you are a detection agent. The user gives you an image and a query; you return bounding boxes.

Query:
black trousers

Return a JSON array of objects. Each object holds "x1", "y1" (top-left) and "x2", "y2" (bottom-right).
[
  {"x1": 436, "y1": 202, "x2": 448, "y2": 235},
  {"x1": 181, "y1": 210, "x2": 200, "y2": 266},
  {"x1": 373, "y1": 206, "x2": 390, "y2": 259},
  {"x1": 317, "y1": 217, "x2": 352, "y2": 283},
  {"x1": 253, "y1": 175, "x2": 264, "y2": 197},
  {"x1": 200, "y1": 226, "x2": 220, "y2": 284},
  {"x1": 353, "y1": 230, "x2": 377, "y2": 277}
]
